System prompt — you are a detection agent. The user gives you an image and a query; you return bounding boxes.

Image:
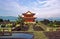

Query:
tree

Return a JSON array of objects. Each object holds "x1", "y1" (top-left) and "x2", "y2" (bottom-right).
[
  {"x1": 0, "y1": 18, "x2": 3, "y2": 22},
  {"x1": 54, "y1": 20, "x2": 60, "y2": 25},
  {"x1": 43, "y1": 19, "x2": 50, "y2": 25},
  {"x1": 7, "y1": 19, "x2": 10, "y2": 22},
  {"x1": 36, "y1": 20, "x2": 38, "y2": 23},
  {"x1": 1, "y1": 24, "x2": 5, "y2": 28},
  {"x1": 16, "y1": 15, "x2": 24, "y2": 24},
  {"x1": 16, "y1": 15, "x2": 24, "y2": 30}
]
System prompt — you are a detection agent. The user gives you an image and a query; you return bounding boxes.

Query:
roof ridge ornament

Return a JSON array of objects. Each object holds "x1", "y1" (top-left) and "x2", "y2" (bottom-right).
[{"x1": 26, "y1": 11, "x2": 31, "y2": 14}]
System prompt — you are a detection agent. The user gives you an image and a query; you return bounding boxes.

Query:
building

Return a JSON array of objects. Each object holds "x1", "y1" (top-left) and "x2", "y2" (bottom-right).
[{"x1": 22, "y1": 11, "x2": 36, "y2": 23}]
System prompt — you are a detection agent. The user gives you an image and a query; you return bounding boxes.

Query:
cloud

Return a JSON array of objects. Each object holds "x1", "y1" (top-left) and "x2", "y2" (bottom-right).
[
  {"x1": 29, "y1": 0, "x2": 60, "y2": 18},
  {"x1": 0, "y1": 0, "x2": 60, "y2": 18}
]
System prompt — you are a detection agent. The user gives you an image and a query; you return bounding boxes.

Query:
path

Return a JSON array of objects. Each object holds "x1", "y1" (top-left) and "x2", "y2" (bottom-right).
[{"x1": 37, "y1": 22, "x2": 48, "y2": 31}]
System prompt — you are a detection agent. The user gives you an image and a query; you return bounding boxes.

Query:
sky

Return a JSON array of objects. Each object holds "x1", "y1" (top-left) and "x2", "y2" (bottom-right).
[{"x1": 0, "y1": 0, "x2": 60, "y2": 18}]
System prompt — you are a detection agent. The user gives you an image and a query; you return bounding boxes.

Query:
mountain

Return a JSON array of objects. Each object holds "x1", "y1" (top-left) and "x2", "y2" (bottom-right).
[
  {"x1": 47, "y1": 17, "x2": 60, "y2": 21},
  {"x1": 0, "y1": 16, "x2": 60, "y2": 21},
  {"x1": 36, "y1": 17, "x2": 60, "y2": 21},
  {"x1": 36, "y1": 18, "x2": 44, "y2": 21},
  {"x1": 0, "y1": 16, "x2": 18, "y2": 21}
]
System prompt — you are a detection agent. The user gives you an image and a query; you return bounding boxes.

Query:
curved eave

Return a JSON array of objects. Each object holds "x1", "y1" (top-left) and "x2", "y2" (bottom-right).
[
  {"x1": 22, "y1": 17, "x2": 36, "y2": 19},
  {"x1": 22, "y1": 13, "x2": 35, "y2": 15}
]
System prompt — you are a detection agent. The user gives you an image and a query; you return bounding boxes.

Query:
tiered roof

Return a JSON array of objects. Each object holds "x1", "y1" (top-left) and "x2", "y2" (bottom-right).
[{"x1": 22, "y1": 11, "x2": 35, "y2": 15}]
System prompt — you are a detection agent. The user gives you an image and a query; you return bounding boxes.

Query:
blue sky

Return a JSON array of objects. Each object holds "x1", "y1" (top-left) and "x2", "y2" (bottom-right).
[{"x1": 0, "y1": 0, "x2": 60, "y2": 18}]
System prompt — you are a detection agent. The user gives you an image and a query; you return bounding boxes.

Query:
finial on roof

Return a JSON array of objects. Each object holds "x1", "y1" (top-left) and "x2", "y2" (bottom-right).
[{"x1": 27, "y1": 11, "x2": 31, "y2": 14}]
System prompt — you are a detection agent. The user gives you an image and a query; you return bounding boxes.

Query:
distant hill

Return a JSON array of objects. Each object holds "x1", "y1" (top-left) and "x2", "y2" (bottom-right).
[
  {"x1": 36, "y1": 18, "x2": 44, "y2": 21},
  {"x1": 0, "y1": 16, "x2": 18, "y2": 21},
  {"x1": 47, "y1": 17, "x2": 60, "y2": 21},
  {"x1": 36, "y1": 17, "x2": 60, "y2": 21},
  {"x1": 0, "y1": 16, "x2": 60, "y2": 21}
]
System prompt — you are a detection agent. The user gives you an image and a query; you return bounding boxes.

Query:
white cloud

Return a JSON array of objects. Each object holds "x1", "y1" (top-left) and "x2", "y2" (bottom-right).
[
  {"x1": 0, "y1": 0, "x2": 60, "y2": 18},
  {"x1": 29, "y1": 0, "x2": 60, "y2": 18}
]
